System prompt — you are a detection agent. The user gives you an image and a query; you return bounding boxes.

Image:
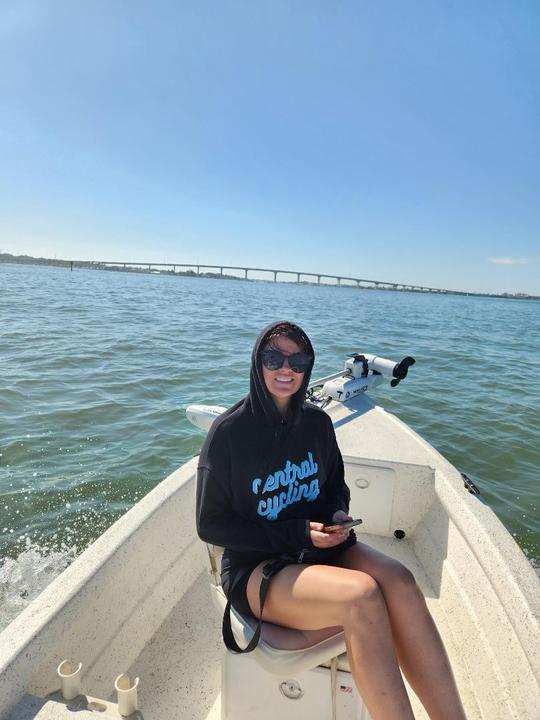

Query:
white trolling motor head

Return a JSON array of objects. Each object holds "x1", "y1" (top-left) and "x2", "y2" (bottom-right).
[
  {"x1": 345, "y1": 353, "x2": 416, "y2": 387},
  {"x1": 310, "y1": 353, "x2": 415, "y2": 405}
]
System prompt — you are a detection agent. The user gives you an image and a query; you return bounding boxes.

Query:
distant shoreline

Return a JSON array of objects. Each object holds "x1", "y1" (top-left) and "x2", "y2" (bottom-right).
[{"x1": 1, "y1": 253, "x2": 538, "y2": 300}]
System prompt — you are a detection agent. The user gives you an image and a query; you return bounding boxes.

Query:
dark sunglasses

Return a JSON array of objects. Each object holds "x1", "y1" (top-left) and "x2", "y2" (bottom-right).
[{"x1": 260, "y1": 350, "x2": 313, "y2": 374}]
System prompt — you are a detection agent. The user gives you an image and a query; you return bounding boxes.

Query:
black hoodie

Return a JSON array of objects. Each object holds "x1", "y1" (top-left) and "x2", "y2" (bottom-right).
[{"x1": 196, "y1": 320, "x2": 350, "y2": 569}]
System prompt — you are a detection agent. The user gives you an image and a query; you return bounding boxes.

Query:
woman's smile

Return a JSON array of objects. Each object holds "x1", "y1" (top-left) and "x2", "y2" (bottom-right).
[{"x1": 269, "y1": 372, "x2": 297, "y2": 391}]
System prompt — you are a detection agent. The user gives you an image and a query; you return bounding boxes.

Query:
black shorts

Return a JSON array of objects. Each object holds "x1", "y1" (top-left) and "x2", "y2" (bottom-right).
[
  {"x1": 221, "y1": 564, "x2": 256, "y2": 617},
  {"x1": 221, "y1": 532, "x2": 357, "y2": 619}
]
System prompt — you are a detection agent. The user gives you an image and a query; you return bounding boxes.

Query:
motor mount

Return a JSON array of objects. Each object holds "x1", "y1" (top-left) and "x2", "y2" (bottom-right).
[{"x1": 310, "y1": 353, "x2": 416, "y2": 403}]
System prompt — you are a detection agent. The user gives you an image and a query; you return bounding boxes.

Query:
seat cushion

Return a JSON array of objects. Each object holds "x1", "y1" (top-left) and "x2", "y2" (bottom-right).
[
  {"x1": 211, "y1": 583, "x2": 350, "y2": 675},
  {"x1": 243, "y1": 612, "x2": 344, "y2": 651}
]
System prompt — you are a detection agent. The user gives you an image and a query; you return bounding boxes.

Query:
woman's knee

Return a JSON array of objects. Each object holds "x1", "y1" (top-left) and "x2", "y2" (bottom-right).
[
  {"x1": 384, "y1": 561, "x2": 418, "y2": 592},
  {"x1": 339, "y1": 574, "x2": 385, "y2": 622},
  {"x1": 343, "y1": 543, "x2": 419, "y2": 593}
]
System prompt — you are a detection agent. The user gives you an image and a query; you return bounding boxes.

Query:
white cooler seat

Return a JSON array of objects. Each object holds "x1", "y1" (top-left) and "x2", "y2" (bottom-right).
[{"x1": 206, "y1": 544, "x2": 351, "y2": 675}]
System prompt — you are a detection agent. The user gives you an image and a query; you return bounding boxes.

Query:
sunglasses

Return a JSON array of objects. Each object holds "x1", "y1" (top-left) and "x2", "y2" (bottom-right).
[{"x1": 260, "y1": 350, "x2": 313, "y2": 374}]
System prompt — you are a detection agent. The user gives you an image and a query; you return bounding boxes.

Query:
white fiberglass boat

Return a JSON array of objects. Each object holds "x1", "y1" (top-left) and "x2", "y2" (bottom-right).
[{"x1": 0, "y1": 354, "x2": 539, "y2": 720}]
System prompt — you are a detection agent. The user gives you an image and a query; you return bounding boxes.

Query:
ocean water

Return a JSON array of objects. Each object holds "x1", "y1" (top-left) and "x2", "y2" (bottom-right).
[{"x1": 1, "y1": 262, "x2": 539, "y2": 631}]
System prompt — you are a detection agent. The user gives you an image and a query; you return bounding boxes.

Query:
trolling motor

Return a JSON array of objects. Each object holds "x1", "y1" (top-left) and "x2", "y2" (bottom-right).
[
  {"x1": 308, "y1": 353, "x2": 415, "y2": 404},
  {"x1": 347, "y1": 353, "x2": 416, "y2": 387}
]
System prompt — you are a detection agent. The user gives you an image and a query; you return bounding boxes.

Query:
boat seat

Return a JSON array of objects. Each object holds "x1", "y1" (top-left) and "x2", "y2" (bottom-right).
[{"x1": 206, "y1": 543, "x2": 350, "y2": 675}]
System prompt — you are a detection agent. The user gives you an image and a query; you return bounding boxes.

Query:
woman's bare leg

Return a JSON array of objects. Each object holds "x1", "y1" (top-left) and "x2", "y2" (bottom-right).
[
  {"x1": 335, "y1": 542, "x2": 467, "y2": 720},
  {"x1": 246, "y1": 561, "x2": 416, "y2": 720}
]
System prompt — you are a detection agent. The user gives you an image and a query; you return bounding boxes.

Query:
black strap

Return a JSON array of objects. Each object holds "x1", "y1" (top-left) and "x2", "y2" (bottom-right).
[{"x1": 222, "y1": 557, "x2": 290, "y2": 653}]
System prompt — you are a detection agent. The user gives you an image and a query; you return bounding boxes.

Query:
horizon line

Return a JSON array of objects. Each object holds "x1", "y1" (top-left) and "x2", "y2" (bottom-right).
[{"x1": 1, "y1": 252, "x2": 538, "y2": 301}]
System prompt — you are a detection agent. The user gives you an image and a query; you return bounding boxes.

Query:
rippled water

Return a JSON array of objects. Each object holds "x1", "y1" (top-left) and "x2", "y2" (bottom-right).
[{"x1": 1, "y1": 262, "x2": 539, "y2": 630}]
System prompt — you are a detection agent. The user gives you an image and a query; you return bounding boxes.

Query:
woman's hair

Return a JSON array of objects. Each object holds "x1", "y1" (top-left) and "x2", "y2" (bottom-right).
[{"x1": 263, "y1": 322, "x2": 311, "y2": 354}]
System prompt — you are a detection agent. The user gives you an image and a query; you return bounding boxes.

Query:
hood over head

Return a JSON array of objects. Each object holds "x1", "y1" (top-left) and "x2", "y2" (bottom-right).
[{"x1": 247, "y1": 320, "x2": 315, "y2": 426}]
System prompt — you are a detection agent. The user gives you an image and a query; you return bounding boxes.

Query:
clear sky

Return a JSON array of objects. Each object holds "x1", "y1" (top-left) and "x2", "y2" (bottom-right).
[{"x1": 1, "y1": 1, "x2": 539, "y2": 294}]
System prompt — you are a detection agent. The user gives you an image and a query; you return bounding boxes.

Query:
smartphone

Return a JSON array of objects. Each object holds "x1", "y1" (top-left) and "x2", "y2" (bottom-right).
[{"x1": 323, "y1": 518, "x2": 363, "y2": 533}]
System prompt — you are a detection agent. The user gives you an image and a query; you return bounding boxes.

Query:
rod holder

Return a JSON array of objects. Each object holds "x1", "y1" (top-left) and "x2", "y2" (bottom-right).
[
  {"x1": 115, "y1": 673, "x2": 139, "y2": 716},
  {"x1": 57, "y1": 660, "x2": 82, "y2": 700}
]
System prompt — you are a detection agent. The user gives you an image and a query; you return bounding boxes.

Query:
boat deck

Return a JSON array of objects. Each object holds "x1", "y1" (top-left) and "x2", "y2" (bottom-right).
[
  {"x1": 121, "y1": 533, "x2": 481, "y2": 720},
  {"x1": 5, "y1": 396, "x2": 535, "y2": 719}
]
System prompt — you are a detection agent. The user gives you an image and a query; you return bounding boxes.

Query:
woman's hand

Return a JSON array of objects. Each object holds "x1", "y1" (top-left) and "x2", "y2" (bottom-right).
[
  {"x1": 309, "y1": 510, "x2": 353, "y2": 549},
  {"x1": 309, "y1": 511, "x2": 354, "y2": 548}
]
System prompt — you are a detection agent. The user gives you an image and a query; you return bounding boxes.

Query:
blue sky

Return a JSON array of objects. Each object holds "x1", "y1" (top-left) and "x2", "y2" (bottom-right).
[{"x1": 1, "y1": 1, "x2": 539, "y2": 294}]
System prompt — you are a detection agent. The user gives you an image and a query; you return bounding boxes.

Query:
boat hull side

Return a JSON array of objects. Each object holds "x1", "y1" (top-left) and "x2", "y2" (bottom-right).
[{"x1": 0, "y1": 458, "x2": 203, "y2": 718}]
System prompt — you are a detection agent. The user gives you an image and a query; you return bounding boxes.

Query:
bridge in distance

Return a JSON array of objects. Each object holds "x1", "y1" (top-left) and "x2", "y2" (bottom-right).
[
  {"x1": 4, "y1": 254, "x2": 535, "y2": 298},
  {"x1": 90, "y1": 261, "x2": 472, "y2": 296}
]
